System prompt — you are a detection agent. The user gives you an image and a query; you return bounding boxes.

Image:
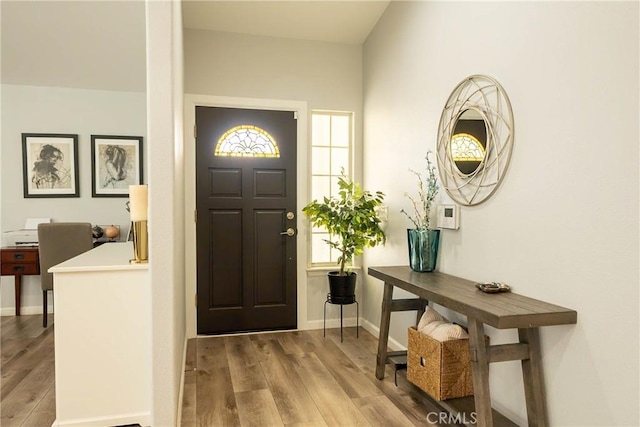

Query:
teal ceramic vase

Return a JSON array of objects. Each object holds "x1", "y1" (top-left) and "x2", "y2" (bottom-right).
[{"x1": 407, "y1": 228, "x2": 440, "y2": 272}]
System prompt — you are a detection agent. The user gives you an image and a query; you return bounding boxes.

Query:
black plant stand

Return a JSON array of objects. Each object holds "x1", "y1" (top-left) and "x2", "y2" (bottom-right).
[{"x1": 323, "y1": 293, "x2": 358, "y2": 343}]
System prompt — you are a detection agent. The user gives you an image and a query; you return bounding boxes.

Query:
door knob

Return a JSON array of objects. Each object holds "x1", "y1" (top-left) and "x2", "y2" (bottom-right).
[{"x1": 280, "y1": 228, "x2": 295, "y2": 237}]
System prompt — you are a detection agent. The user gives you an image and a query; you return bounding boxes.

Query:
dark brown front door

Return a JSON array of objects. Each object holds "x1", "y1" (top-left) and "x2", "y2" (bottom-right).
[{"x1": 196, "y1": 106, "x2": 297, "y2": 334}]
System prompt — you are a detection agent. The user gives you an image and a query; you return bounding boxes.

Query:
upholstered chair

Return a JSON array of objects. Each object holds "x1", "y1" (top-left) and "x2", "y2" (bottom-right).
[{"x1": 37, "y1": 222, "x2": 93, "y2": 327}]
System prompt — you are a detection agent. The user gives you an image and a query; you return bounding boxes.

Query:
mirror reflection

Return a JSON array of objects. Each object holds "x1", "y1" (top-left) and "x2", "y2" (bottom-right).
[{"x1": 451, "y1": 108, "x2": 487, "y2": 175}]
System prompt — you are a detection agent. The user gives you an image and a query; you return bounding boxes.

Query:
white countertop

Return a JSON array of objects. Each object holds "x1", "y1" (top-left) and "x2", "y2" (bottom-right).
[{"x1": 49, "y1": 241, "x2": 148, "y2": 273}]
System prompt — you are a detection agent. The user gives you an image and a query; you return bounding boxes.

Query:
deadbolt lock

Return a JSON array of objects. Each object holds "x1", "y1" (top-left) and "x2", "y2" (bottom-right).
[{"x1": 286, "y1": 211, "x2": 295, "y2": 220}]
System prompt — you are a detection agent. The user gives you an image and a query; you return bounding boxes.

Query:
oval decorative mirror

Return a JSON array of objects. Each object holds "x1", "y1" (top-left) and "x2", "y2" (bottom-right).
[{"x1": 436, "y1": 75, "x2": 514, "y2": 206}]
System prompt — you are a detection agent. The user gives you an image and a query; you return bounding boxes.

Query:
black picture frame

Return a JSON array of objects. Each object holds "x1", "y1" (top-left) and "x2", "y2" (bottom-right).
[
  {"x1": 22, "y1": 133, "x2": 80, "y2": 198},
  {"x1": 91, "y1": 135, "x2": 144, "y2": 198}
]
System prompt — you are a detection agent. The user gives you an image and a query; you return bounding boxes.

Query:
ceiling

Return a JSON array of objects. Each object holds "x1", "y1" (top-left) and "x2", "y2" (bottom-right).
[
  {"x1": 1, "y1": 1, "x2": 389, "y2": 91},
  {"x1": 182, "y1": 1, "x2": 390, "y2": 45},
  {"x1": 1, "y1": 0, "x2": 147, "y2": 91}
]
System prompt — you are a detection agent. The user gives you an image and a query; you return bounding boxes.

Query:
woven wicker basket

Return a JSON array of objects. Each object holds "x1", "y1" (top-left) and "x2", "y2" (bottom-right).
[{"x1": 406, "y1": 326, "x2": 488, "y2": 400}]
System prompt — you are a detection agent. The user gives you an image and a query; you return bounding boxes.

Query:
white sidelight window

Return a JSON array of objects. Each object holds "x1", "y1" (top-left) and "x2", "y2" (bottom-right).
[{"x1": 309, "y1": 111, "x2": 353, "y2": 265}]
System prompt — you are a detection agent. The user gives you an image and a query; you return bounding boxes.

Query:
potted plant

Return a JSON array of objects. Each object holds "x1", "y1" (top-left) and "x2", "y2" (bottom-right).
[
  {"x1": 302, "y1": 173, "x2": 386, "y2": 301},
  {"x1": 401, "y1": 151, "x2": 441, "y2": 272}
]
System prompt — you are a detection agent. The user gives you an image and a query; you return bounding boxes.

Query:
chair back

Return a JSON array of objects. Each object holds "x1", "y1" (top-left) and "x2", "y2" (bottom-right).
[{"x1": 38, "y1": 222, "x2": 93, "y2": 291}]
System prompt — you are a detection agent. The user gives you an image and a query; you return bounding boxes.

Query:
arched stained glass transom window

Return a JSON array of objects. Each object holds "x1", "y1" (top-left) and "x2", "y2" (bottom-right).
[
  {"x1": 451, "y1": 133, "x2": 485, "y2": 161},
  {"x1": 215, "y1": 125, "x2": 280, "y2": 158}
]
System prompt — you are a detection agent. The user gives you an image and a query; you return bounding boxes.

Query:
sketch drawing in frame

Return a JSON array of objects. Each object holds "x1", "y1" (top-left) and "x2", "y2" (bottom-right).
[
  {"x1": 91, "y1": 135, "x2": 143, "y2": 197},
  {"x1": 22, "y1": 133, "x2": 80, "y2": 198}
]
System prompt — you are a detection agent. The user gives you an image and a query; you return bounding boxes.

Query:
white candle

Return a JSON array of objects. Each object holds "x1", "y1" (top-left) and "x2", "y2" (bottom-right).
[{"x1": 129, "y1": 185, "x2": 148, "y2": 222}]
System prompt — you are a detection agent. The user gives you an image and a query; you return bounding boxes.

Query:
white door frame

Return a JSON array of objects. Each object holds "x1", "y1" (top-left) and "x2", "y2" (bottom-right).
[{"x1": 183, "y1": 94, "x2": 309, "y2": 338}]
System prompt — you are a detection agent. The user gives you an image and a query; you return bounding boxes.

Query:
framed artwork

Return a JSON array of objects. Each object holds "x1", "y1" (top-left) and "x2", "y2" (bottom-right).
[
  {"x1": 91, "y1": 135, "x2": 143, "y2": 197},
  {"x1": 22, "y1": 133, "x2": 80, "y2": 198}
]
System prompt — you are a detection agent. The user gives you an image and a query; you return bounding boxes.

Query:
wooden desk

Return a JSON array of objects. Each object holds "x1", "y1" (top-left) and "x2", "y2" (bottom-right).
[
  {"x1": 368, "y1": 266, "x2": 577, "y2": 427},
  {"x1": 1, "y1": 246, "x2": 40, "y2": 315}
]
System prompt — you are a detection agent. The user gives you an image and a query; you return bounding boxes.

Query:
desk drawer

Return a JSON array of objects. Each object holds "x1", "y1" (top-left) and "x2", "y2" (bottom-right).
[
  {"x1": 1, "y1": 250, "x2": 39, "y2": 263},
  {"x1": 1, "y1": 262, "x2": 40, "y2": 276}
]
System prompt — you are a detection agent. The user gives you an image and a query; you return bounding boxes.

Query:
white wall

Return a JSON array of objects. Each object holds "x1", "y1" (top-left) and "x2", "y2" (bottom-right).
[
  {"x1": 362, "y1": 2, "x2": 638, "y2": 426},
  {"x1": 1, "y1": 1, "x2": 146, "y2": 93},
  {"x1": 0, "y1": 84, "x2": 146, "y2": 315},
  {"x1": 183, "y1": 29, "x2": 364, "y2": 335},
  {"x1": 146, "y1": 1, "x2": 185, "y2": 425},
  {"x1": 185, "y1": 29, "x2": 362, "y2": 111}
]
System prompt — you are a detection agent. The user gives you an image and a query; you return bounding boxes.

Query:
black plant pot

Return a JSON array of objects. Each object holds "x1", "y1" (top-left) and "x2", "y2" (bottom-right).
[{"x1": 327, "y1": 271, "x2": 357, "y2": 304}]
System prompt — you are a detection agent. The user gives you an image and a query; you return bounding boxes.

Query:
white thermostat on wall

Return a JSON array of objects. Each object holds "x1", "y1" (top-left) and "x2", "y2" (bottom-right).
[{"x1": 437, "y1": 204, "x2": 460, "y2": 230}]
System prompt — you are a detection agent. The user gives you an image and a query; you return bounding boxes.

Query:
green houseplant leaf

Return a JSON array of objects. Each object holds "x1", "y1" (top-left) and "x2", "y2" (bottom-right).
[{"x1": 302, "y1": 172, "x2": 386, "y2": 276}]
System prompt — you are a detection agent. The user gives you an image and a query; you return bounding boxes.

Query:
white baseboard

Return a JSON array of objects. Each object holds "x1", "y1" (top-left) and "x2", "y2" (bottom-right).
[
  {"x1": 306, "y1": 317, "x2": 359, "y2": 330},
  {"x1": 51, "y1": 412, "x2": 150, "y2": 427},
  {"x1": 360, "y1": 318, "x2": 406, "y2": 352},
  {"x1": 306, "y1": 316, "x2": 407, "y2": 352},
  {"x1": 0, "y1": 305, "x2": 52, "y2": 316},
  {"x1": 176, "y1": 335, "x2": 188, "y2": 427}
]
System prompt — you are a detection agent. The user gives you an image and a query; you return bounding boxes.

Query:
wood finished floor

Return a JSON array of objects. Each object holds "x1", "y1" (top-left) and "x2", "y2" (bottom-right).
[
  {"x1": 181, "y1": 327, "x2": 479, "y2": 427},
  {"x1": 0, "y1": 314, "x2": 55, "y2": 427},
  {"x1": 1, "y1": 317, "x2": 514, "y2": 427}
]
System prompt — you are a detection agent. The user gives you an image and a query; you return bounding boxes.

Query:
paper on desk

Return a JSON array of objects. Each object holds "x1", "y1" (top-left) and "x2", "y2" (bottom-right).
[{"x1": 24, "y1": 218, "x2": 51, "y2": 229}]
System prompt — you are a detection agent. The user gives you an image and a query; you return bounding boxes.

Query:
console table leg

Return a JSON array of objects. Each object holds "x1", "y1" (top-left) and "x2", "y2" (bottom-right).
[
  {"x1": 468, "y1": 318, "x2": 492, "y2": 427},
  {"x1": 14, "y1": 275, "x2": 22, "y2": 316},
  {"x1": 415, "y1": 298, "x2": 428, "y2": 325},
  {"x1": 375, "y1": 282, "x2": 393, "y2": 380},
  {"x1": 519, "y1": 328, "x2": 548, "y2": 427}
]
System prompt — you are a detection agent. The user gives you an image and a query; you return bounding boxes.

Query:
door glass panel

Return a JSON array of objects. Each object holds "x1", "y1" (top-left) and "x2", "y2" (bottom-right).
[
  {"x1": 312, "y1": 115, "x2": 331, "y2": 146},
  {"x1": 312, "y1": 234, "x2": 331, "y2": 262},
  {"x1": 215, "y1": 125, "x2": 280, "y2": 158},
  {"x1": 331, "y1": 115, "x2": 350, "y2": 147},
  {"x1": 451, "y1": 133, "x2": 485, "y2": 161},
  {"x1": 331, "y1": 147, "x2": 349, "y2": 175},
  {"x1": 330, "y1": 176, "x2": 341, "y2": 197},
  {"x1": 312, "y1": 147, "x2": 330, "y2": 175},
  {"x1": 311, "y1": 176, "x2": 330, "y2": 202}
]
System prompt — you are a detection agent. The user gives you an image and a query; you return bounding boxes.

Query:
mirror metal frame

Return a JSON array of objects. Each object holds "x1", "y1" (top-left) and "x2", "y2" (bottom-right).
[{"x1": 436, "y1": 75, "x2": 514, "y2": 206}]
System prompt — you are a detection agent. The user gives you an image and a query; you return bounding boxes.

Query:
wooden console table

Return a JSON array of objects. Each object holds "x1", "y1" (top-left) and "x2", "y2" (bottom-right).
[
  {"x1": 1, "y1": 246, "x2": 40, "y2": 315},
  {"x1": 368, "y1": 266, "x2": 577, "y2": 427}
]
